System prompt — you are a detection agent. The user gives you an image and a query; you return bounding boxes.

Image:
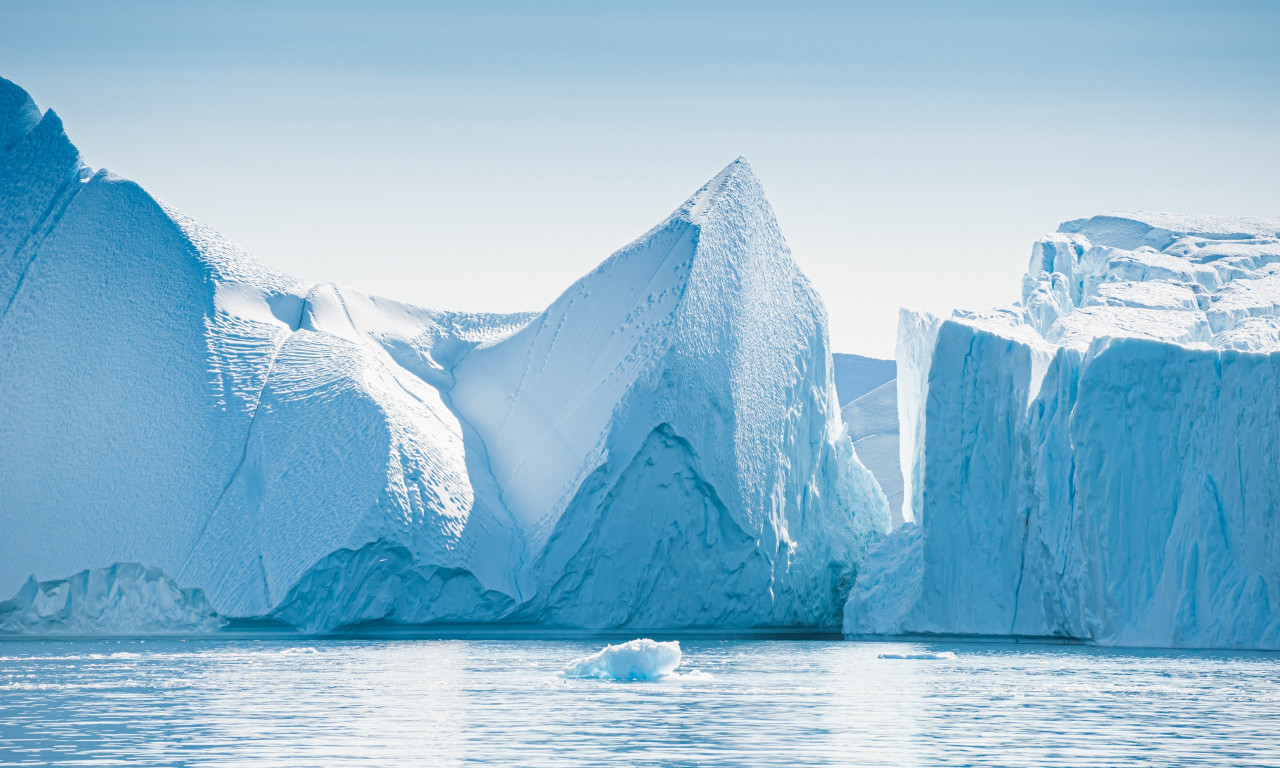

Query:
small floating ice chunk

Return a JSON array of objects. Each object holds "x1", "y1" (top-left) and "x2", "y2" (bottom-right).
[
  {"x1": 563, "y1": 639, "x2": 682, "y2": 680},
  {"x1": 670, "y1": 669, "x2": 714, "y2": 682},
  {"x1": 878, "y1": 651, "x2": 956, "y2": 660}
]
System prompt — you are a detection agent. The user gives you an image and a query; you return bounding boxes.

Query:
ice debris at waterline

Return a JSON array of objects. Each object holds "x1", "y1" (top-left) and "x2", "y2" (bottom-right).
[
  {"x1": 0, "y1": 564, "x2": 224, "y2": 635},
  {"x1": 562, "y1": 639, "x2": 683, "y2": 680},
  {"x1": 0, "y1": 76, "x2": 889, "y2": 635},
  {"x1": 877, "y1": 651, "x2": 956, "y2": 660},
  {"x1": 847, "y1": 212, "x2": 1280, "y2": 651}
]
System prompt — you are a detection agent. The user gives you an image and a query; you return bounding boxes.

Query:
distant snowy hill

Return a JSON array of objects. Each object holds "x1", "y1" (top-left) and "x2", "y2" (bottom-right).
[
  {"x1": 842, "y1": 380, "x2": 903, "y2": 527},
  {"x1": 0, "y1": 77, "x2": 888, "y2": 634},
  {"x1": 832, "y1": 353, "x2": 895, "y2": 406},
  {"x1": 847, "y1": 212, "x2": 1280, "y2": 650},
  {"x1": 832, "y1": 354, "x2": 903, "y2": 526}
]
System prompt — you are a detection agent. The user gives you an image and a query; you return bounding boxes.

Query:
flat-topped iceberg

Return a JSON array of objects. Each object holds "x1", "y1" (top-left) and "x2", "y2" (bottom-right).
[
  {"x1": 0, "y1": 76, "x2": 887, "y2": 635},
  {"x1": 847, "y1": 212, "x2": 1280, "y2": 650}
]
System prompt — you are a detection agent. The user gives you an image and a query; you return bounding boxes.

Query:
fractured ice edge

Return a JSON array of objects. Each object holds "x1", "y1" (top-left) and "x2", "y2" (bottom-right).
[
  {"x1": 0, "y1": 76, "x2": 889, "y2": 636},
  {"x1": 846, "y1": 212, "x2": 1280, "y2": 650}
]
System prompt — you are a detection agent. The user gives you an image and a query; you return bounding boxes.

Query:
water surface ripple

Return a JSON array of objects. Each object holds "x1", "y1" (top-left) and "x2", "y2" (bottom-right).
[{"x1": 1, "y1": 638, "x2": 1277, "y2": 766}]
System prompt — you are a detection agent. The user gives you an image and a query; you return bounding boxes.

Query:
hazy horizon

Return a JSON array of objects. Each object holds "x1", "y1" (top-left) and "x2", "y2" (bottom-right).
[{"x1": 3, "y1": 0, "x2": 1278, "y2": 357}]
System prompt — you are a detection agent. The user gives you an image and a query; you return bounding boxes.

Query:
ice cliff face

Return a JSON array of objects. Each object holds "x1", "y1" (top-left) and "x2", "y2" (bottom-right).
[
  {"x1": 846, "y1": 212, "x2": 1280, "y2": 650},
  {"x1": 0, "y1": 78, "x2": 887, "y2": 634}
]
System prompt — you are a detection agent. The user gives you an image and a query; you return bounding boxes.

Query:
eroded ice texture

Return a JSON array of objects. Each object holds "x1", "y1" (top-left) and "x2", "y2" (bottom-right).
[
  {"x1": 0, "y1": 78, "x2": 887, "y2": 634},
  {"x1": 847, "y1": 212, "x2": 1280, "y2": 650},
  {"x1": 562, "y1": 639, "x2": 683, "y2": 680}
]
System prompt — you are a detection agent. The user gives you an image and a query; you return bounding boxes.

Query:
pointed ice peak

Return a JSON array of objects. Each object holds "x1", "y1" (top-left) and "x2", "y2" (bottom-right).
[
  {"x1": 0, "y1": 77, "x2": 43, "y2": 154},
  {"x1": 567, "y1": 156, "x2": 773, "y2": 291},
  {"x1": 677, "y1": 156, "x2": 759, "y2": 225}
]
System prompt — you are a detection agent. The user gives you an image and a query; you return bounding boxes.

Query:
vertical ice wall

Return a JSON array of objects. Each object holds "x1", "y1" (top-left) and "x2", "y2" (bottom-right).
[{"x1": 846, "y1": 213, "x2": 1280, "y2": 649}]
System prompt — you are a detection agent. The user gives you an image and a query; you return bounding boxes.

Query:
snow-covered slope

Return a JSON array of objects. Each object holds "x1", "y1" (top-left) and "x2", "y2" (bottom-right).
[
  {"x1": 0, "y1": 78, "x2": 886, "y2": 633},
  {"x1": 846, "y1": 212, "x2": 1280, "y2": 649}
]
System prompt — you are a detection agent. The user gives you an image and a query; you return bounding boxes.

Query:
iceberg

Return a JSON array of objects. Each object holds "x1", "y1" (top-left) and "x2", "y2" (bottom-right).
[
  {"x1": 0, "y1": 77, "x2": 888, "y2": 634},
  {"x1": 847, "y1": 212, "x2": 1280, "y2": 650},
  {"x1": 0, "y1": 563, "x2": 223, "y2": 635},
  {"x1": 562, "y1": 638, "x2": 682, "y2": 680}
]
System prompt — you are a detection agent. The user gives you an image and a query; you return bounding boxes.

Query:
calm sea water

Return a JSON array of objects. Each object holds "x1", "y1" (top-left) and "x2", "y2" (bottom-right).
[{"x1": 1, "y1": 637, "x2": 1277, "y2": 767}]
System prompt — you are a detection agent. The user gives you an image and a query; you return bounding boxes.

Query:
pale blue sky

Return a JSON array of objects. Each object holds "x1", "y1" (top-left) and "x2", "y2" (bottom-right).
[{"x1": 2, "y1": 1, "x2": 1277, "y2": 356}]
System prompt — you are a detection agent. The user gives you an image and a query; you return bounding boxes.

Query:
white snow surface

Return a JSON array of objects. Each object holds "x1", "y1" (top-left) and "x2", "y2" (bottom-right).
[
  {"x1": 847, "y1": 212, "x2": 1280, "y2": 650},
  {"x1": 562, "y1": 639, "x2": 682, "y2": 680},
  {"x1": 0, "y1": 79, "x2": 887, "y2": 633}
]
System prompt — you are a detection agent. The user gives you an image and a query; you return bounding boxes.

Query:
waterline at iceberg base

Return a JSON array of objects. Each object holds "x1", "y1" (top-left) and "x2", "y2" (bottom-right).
[
  {"x1": 3, "y1": 71, "x2": 1279, "y2": 651},
  {"x1": 3, "y1": 637, "x2": 1275, "y2": 768},
  {"x1": 846, "y1": 213, "x2": 1280, "y2": 651},
  {"x1": 0, "y1": 76, "x2": 888, "y2": 635}
]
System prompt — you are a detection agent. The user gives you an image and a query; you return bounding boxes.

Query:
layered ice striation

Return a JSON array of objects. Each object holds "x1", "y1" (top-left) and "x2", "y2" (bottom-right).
[
  {"x1": 847, "y1": 212, "x2": 1280, "y2": 650},
  {"x1": 0, "y1": 78, "x2": 887, "y2": 634}
]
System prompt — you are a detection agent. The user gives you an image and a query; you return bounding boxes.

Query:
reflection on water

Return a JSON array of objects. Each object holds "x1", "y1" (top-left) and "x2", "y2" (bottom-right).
[{"x1": 1, "y1": 638, "x2": 1277, "y2": 767}]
